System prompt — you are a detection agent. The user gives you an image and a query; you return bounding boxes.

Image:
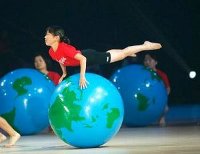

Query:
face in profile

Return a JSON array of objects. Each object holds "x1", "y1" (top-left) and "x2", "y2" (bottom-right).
[
  {"x1": 44, "y1": 31, "x2": 58, "y2": 46},
  {"x1": 34, "y1": 55, "x2": 47, "y2": 70}
]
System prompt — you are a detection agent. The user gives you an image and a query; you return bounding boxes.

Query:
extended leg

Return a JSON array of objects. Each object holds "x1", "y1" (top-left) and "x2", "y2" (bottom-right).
[{"x1": 107, "y1": 41, "x2": 162, "y2": 63}]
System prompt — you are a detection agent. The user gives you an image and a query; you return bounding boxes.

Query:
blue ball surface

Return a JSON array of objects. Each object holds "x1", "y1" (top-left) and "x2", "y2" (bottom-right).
[
  {"x1": 0, "y1": 68, "x2": 55, "y2": 135},
  {"x1": 110, "y1": 64, "x2": 168, "y2": 126},
  {"x1": 49, "y1": 73, "x2": 124, "y2": 148}
]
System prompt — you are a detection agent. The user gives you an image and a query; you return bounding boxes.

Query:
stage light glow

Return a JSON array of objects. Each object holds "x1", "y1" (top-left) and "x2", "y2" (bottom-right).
[{"x1": 189, "y1": 71, "x2": 196, "y2": 79}]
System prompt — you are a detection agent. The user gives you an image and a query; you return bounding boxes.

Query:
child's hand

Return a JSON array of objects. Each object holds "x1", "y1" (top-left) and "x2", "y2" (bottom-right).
[{"x1": 79, "y1": 76, "x2": 89, "y2": 89}]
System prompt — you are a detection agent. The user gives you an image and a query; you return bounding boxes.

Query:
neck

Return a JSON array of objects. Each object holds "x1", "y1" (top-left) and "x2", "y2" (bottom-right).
[
  {"x1": 51, "y1": 42, "x2": 59, "y2": 52},
  {"x1": 40, "y1": 69, "x2": 49, "y2": 75}
]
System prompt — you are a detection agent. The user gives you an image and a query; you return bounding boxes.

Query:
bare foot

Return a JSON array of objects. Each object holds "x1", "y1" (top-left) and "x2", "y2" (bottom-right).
[
  {"x1": 129, "y1": 41, "x2": 162, "y2": 57},
  {"x1": 4, "y1": 133, "x2": 20, "y2": 148},
  {"x1": 0, "y1": 134, "x2": 7, "y2": 143},
  {"x1": 144, "y1": 41, "x2": 162, "y2": 50}
]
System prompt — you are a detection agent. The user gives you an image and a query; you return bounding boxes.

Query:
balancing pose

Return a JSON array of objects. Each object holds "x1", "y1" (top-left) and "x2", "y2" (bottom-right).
[{"x1": 44, "y1": 25, "x2": 162, "y2": 89}]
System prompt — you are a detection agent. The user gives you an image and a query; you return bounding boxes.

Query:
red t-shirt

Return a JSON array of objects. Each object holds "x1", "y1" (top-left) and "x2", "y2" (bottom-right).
[
  {"x1": 47, "y1": 71, "x2": 60, "y2": 85},
  {"x1": 49, "y1": 42, "x2": 81, "y2": 66},
  {"x1": 156, "y1": 69, "x2": 170, "y2": 89}
]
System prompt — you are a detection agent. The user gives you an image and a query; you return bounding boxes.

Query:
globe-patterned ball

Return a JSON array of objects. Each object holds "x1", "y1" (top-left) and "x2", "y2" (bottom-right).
[
  {"x1": 0, "y1": 68, "x2": 55, "y2": 135},
  {"x1": 110, "y1": 64, "x2": 168, "y2": 126},
  {"x1": 48, "y1": 73, "x2": 124, "y2": 148}
]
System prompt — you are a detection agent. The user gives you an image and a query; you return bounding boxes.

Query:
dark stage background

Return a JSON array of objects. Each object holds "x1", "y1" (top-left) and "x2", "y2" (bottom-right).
[{"x1": 0, "y1": 0, "x2": 200, "y2": 105}]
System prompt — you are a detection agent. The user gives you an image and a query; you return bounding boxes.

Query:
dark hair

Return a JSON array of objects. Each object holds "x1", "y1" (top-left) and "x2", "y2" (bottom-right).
[
  {"x1": 33, "y1": 52, "x2": 61, "y2": 73},
  {"x1": 33, "y1": 52, "x2": 51, "y2": 69},
  {"x1": 143, "y1": 52, "x2": 158, "y2": 61},
  {"x1": 46, "y1": 25, "x2": 70, "y2": 44},
  {"x1": 148, "y1": 53, "x2": 157, "y2": 61}
]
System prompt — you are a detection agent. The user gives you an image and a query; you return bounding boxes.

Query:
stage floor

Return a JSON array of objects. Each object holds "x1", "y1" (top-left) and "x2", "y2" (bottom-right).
[{"x1": 1, "y1": 126, "x2": 200, "y2": 154}]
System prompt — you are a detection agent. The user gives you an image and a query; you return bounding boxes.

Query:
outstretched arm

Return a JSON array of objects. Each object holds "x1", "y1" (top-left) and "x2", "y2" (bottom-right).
[
  {"x1": 59, "y1": 63, "x2": 67, "y2": 83},
  {"x1": 74, "y1": 53, "x2": 88, "y2": 89}
]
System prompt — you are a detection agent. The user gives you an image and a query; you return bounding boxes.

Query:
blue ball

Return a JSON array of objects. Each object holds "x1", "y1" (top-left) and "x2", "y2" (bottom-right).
[
  {"x1": 0, "y1": 68, "x2": 55, "y2": 135},
  {"x1": 49, "y1": 73, "x2": 124, "y2": 148},
  {"x1": 110, "y1": 64, "x2": 168, "y2": 126}
]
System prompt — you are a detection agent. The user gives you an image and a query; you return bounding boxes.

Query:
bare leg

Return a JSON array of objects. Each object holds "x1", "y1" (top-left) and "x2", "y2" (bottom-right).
[
  {"x1": 159, "y1": 116, "x2": 166, "y2": 127},
  {"x1": 107, "y1": 41, "x2": 162, "y2": 63},
  {"x1": 159, "y1": 105, "x2": 169, "y2": 127},
  {"x1": 0, "y1": 117, "x2": 20, "y2": 147},
  {"x1": 0, "y1": 132, "x2": 7, "y2": 143}
]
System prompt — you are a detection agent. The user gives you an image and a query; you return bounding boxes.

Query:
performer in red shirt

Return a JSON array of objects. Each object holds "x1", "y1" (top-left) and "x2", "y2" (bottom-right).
[
  {"x1": 144, "y1": 53, "x2": 170, "y2": 94},
  {"x1": 34, "y1": 53, "x2": 61, "y2": 134},
  {"x1": 45, "y1": 25, "x2": 162, "y2": 89},
  {"x1": 34, "y1": 53, "x2": 61, "y2": 85},
  {"x1": 144, "y1": 53, "x2": 171, "y2": 127}
]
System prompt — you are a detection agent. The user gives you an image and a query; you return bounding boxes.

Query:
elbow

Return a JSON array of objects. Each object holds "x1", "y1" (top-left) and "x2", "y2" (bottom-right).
[{"x1": 81, "y1": 56, "x2": 87, "y2": 63}]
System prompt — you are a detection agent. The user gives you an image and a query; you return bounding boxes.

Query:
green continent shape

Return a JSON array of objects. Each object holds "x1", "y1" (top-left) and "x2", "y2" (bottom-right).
[
  {"x1": 106, "y1": 108, "x2": 120, "y2": 128},
  {"x1": 49, "y1": 84, "x2": 85, "y2": 134},
  {"x1": 136, "y1": 93, "x2": 149, "y2": 111},
  {"x1": 12, "y1": 76, "x2": 32, "y2": 96},
  {"x1": 103, "y1": 103, "x2": 109, "y2": 110}
]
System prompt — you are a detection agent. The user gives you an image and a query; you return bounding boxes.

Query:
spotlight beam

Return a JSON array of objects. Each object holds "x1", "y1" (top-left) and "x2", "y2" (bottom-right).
[{"x1": 129, "y1": 1, "x2": 195, "y2": 78}]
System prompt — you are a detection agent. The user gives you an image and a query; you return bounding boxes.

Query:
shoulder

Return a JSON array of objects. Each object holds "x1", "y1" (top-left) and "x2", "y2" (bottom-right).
[
  {"x1": 60, "y1": 42, "x2": 76, "y2": 49},
  {"x1": 156, "y1": 69, "x2": 169, "y2": 81},
  {"x1": 157, "y1": 69, "x2": 167, "y2": 76}
]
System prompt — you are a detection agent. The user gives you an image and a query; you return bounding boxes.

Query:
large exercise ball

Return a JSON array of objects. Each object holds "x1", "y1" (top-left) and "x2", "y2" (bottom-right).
[
  {"x1": 0, "y1": 68, "x2": 55, "y2": 135},
  {"x1": 48, "y1": 73, "x2": 124, "y2": 148},
  {"x1": 110, "y1": 64, "x2": 168, "y2": 126}
]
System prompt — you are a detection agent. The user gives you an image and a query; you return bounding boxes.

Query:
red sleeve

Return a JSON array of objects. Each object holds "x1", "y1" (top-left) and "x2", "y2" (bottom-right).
[{"x1": 47, "y1": 71, "x2": 61, "y2": 85}]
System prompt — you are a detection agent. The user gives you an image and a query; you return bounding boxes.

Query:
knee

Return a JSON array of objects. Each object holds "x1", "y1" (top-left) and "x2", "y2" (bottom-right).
[
  {"x1": 115, "y1": 52, "x2": 126, "y2": 60},
  {"x1": 121, "y1": 53, "x2": 126, "y2": 59},
  {"x1": 124, "y1": 46, "x2": 132, "y2": 51}
]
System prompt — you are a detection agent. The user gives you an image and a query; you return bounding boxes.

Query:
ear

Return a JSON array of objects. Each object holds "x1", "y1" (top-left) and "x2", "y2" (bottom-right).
[{"x1": 55, "y1": 35, "x2": 60, "y2": 41}]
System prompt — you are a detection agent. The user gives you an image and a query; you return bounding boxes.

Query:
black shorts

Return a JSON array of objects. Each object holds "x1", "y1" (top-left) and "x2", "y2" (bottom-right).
[{"x1": 81, "y1": 49, "x2": 111, "y2": 66}]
